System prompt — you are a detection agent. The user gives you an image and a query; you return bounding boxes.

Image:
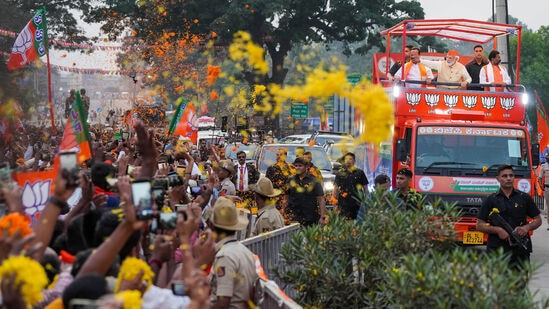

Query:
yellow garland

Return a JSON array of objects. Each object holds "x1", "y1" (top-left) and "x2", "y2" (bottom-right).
[
  {"x1": 114, "y1": 257, "x2": 154, "y2": 293},
  {"x1": 0, "y1": 255, "x2": 48, "y2": 306},
  {"x1": 114, "y1": 290, "x2": 143, "y2": 309}
]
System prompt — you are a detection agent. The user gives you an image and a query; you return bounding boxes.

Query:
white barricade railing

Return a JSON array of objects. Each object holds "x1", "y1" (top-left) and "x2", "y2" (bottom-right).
[{"x1": 241, "y1": 223, "x2": 302, "y2": 308}]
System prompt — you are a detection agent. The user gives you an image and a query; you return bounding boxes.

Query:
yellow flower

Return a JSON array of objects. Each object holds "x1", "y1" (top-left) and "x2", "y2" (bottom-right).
[
  {"x1": 115, "y1": 258, "x2": 154, "y2": 293},
  {"x1": 229, "y1": 31, "x2": 268, "y2": 74},
  {"x1": 0, "y1": 255, "x2": 48, "y2": 306},
  {"x1": 115, "y1": 290, "x2": 143, "y2": 309}
]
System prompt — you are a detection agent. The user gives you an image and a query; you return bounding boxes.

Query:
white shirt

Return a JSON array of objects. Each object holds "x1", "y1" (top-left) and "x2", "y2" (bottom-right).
[
  {"x1": 237, "y1": 164, "x2": 249, "y2": 191},
  {"x1": 394, "y1": 63, "x2": 434, "y2": 88}
]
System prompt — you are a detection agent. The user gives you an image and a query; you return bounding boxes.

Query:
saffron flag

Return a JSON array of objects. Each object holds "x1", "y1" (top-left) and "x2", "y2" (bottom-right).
[
  {"x1": 168, "y1": 98, "x2": 198, "y2": 143},
  {"x1": 7, "y1": 8, "x2": 48, "y2": 71},
  {"x1": 60, "y1": 92, "x2": 92, "y2": 163}
]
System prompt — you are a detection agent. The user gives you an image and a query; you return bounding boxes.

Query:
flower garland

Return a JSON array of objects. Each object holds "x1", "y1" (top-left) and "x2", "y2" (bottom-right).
[
  {"x1": 114, "y1": 257, "x2": 154, "y2": 293},
  {"x1": 115, "y1": 290, "x2": 143, "y2": 309},
  {"x1": 0, "y1": 212, "x2": 32, "y2": 237},
  {"x1": 0, "y1": 255, "x2": 48, "y2": 306}
]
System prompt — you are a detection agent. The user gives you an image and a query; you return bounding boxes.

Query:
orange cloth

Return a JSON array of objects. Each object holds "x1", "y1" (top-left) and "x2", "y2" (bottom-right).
[{"x1": 404, "y1": 61, "x2": 428, "y2": 88}]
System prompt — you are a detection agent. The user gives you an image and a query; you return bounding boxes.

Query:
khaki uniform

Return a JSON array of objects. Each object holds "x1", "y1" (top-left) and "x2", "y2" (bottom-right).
[
  {"x1": 210, "y1": 236, "x2": 258, "y2": 308},
  {"x1": 219, "y1": 177, "x2": 236, "y2": 196},
  {"x1": 253, "y1": 203, "x2": 285, "y2": 235}
]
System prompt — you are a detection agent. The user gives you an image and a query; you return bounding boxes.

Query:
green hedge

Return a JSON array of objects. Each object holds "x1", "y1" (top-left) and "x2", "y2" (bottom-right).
[{"x1": 275, "y1": 190, "x2": 548, "y2": 308}]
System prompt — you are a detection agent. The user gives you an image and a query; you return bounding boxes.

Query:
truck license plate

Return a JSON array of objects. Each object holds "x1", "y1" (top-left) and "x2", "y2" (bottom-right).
[{"x1": 462, "y1": 231, "x2": 484, "y2": 245}]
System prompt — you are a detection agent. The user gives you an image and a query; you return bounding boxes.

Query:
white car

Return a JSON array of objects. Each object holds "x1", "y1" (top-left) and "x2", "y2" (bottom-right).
[{"x1": 253, "y1": 143, "x2": 336, "y2": 205}]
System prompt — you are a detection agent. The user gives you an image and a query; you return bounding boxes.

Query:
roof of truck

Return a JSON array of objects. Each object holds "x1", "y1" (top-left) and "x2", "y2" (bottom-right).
[{"x1": 380, "y1": 19, "x2": 521, "y2": 44}]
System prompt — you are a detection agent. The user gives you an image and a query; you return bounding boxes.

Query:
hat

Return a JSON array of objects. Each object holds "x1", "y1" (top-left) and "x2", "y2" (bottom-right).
[
  {"x1": 254, "y1": 177, "x2": 282, "y2": 197},
  {"x1": 293, "y1": 157, "x2": 307, "y2": 165},
  {"x1": 211, "y1": 197, "x2": 249, "y2": 231},
  {"x1": 218, "y1": 160, "x2": 235, "y2": 176},
  {"x1": 447, "y1": 50, "x2": 459, "y2": 57},
  {"x1": 396, "y1": 168, "x2": 413, "y2": 178}
]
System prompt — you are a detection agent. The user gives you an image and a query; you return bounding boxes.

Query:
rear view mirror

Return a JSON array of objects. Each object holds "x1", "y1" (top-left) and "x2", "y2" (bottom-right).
[{"x1": 396, "y1": 139, "x2": 408, "y2": 162}]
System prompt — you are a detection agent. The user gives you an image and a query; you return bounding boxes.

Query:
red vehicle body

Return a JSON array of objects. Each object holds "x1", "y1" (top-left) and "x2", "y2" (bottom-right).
[{"x1": 373, "y1": 19, "x2": 540, "y2": 244}]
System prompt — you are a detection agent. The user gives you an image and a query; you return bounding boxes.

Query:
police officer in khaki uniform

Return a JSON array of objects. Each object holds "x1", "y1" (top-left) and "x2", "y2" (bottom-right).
[
  {"x1": 215, "y1": 160, "x2": 236, "y2": 196},
  {"x1": 252, "y1": 177, "x2": 285, "y2": 236},
  {"x1": 538, "y1": 154, "x2": 549, "y2": 228},
  {"x1": 209, "y1": 197, "x2": 258, "y2": 308}
]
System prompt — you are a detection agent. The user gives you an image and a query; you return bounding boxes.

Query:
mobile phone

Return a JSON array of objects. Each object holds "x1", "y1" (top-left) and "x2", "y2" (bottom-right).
[
  {"x1": 172, "y1": 281, "x2": 186, "y2": 296},
  {"x1": 131, "y1": 180, "x2": 153, "y2": 220},
  {"x1": 59, "y1": 151, "x2": 78, "y2": 171},
  {"x1": 0, "y1": 163, "x2": 13, "y2": 190},
  {"x1": 190, "y1": 186, "x2": 202, "y2": 197},
  {"x1": 59, "y1": 151, "x2": 79, "y2": 188},
  {"x1": 158, "y1": 212, "x2": 178, "y2": 230}
]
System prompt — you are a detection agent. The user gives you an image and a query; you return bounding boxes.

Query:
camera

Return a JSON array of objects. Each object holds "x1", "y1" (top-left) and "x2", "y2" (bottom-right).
[{"x1": 152, "y1": 172, "x2": 184, "y2": 191}]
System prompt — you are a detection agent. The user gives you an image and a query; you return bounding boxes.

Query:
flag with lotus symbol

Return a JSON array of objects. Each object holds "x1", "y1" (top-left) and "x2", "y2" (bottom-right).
[
  {"x1": 168, "y1": 98, "x2": 198, "y2": 143},
  {"x1": 7, "y1": 8, "x2": 48, "y2": 70}
]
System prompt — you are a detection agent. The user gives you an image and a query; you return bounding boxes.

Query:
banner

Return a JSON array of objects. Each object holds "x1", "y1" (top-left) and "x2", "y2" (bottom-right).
[
  {"x1": 13, "y1": 170, "x2": 56, "y2": 219},
  {"x1": 7, "y1": 8, "x2": 47, "y2": 70}
]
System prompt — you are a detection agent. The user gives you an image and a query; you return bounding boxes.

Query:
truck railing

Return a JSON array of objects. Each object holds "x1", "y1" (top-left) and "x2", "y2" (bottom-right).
[{"x1": 393, "y1": 80, "x2": 527, "y2": 92}]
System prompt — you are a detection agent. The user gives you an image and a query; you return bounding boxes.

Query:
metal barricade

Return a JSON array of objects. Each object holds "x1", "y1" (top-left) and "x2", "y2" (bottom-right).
[
  {"x1": 241, "y1": 224, "x2": 301, "y2": 308},
  {"x1": 535, "y1": 195, "x2": 545, "y2": 211}
]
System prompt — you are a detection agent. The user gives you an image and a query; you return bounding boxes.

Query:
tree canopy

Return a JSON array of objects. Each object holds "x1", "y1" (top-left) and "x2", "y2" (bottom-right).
[{"x1": 83, "y1": 0, "x2": 425, "y2": 86}]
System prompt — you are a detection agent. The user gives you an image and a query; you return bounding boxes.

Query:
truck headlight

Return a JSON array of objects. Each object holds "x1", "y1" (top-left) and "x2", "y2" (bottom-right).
[{"x1": 324, "y1": 181, "x2": 334, "y2": 192}]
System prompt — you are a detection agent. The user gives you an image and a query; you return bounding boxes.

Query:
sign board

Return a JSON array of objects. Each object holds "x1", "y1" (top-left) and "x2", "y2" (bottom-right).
[
  {"x1": 291, "y1": 103, "x2": 308, "y2": 119},
  {"x1": 347, "y1": 74, "x2": 362, "y2": 85}
]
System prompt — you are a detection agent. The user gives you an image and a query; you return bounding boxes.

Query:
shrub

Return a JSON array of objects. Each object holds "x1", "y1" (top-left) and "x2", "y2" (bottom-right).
[{"x1": 275, "y1": 190, "x2": 548, "y2": 308}]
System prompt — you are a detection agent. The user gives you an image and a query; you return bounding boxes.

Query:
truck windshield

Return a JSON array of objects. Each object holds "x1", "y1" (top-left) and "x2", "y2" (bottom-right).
[{"x1": 414, "y1": 126, "x2": 529, "y2": 170}]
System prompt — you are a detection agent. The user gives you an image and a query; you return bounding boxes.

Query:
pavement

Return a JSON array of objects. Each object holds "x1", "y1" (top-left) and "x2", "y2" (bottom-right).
[{"x1": 529, "y1": 215, "x2": 549, "y2": 305}]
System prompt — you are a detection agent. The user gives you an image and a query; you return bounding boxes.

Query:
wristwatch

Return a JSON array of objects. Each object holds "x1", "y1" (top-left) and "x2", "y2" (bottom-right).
[{"x1": 49, "y1": 196, "x2": 71, "y2": 215}]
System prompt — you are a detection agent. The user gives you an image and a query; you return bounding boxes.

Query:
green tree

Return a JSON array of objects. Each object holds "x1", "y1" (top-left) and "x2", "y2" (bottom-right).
[{"x1": 82, "y1": 0, "x2": 425, "y2": 131}]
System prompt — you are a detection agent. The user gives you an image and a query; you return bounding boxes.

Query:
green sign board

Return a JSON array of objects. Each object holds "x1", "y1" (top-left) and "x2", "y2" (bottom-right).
[
  {"x1": 347, "y1": 74, "x2": 362, "y2": 85},
  {"x1": 291, "y1": 103, "x2": 309, "y2": 119}
]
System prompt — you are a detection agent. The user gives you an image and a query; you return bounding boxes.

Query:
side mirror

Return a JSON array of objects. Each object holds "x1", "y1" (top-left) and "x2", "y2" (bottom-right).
[
  {"x1": 532, "y1": 143, "x2": 540, "y2": 167},
  {"x1": 396, "y1": 139, "x2": 408, "y2": 162}
]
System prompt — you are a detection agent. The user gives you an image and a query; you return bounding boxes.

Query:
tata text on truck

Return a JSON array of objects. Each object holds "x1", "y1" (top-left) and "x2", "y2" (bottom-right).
[{"x1": 373, "y1": 19, "x2": 540, "y2": 244}]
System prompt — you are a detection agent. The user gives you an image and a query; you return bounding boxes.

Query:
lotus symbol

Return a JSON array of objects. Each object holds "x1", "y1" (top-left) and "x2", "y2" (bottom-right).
[
  {"x1": 444, "y1": 95, "x2": 459, "y2": 108},
  {"x1": 11, "y1": 26, "x2": 34, "y2": 66},
  {"x1": 406, "y1": 92, "x2": 421, "y2": 112},
  {"x1": 500, "y1": 97, "x2": 515, "y2": 117},
  {"x1": 425, "y1": 94, "x2": 439, "y2": 112},
  {"x1": 481, "y1": 97, "x2": 497, "y2": 116},
  {"x1": 21, "y1": 179, "x2": 52, "y2": 216},
  {"x1": 463, "y1": 96, "x2": 478, "y2": 109}
]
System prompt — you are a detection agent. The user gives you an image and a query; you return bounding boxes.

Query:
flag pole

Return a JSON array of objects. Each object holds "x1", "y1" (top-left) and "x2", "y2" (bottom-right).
[{"x1": 43, "y1": 7, "x2": 56, "y2": 136}]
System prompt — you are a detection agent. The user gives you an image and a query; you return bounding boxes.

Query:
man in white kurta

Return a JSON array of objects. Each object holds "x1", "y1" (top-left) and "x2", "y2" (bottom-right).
[{"x1": 421, "y1": 50, "x2": 472, "y2": 89}]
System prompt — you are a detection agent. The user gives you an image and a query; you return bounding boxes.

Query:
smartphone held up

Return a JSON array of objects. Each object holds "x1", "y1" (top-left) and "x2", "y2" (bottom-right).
[
  {"x1": 59, "y1": 151, "x2": 80, "y2": 188},
  {"x1": 131, "y1": 180, "x2": 154, "y2": 220}
]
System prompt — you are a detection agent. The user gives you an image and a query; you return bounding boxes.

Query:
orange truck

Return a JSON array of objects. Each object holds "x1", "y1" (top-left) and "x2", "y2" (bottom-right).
[{"x1": 373, "y1": 19, "x2": 540, "y2": 244}]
